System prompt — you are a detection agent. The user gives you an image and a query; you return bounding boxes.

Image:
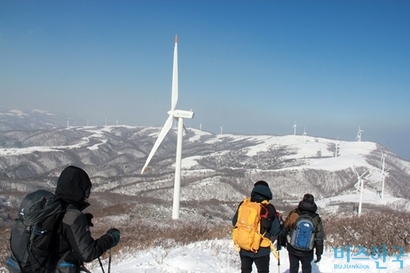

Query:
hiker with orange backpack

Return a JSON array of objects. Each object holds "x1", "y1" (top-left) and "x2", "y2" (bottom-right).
[{"x1": 232, "y1": 181, "x2": 282, "y2": 273}]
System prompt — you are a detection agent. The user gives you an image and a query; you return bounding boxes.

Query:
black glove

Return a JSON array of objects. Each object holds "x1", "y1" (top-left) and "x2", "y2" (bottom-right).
[
  {"x1": 107, "y1": 228, "x2": 120, "y2": 247},
  {"x1": 84, "y1": 213, "x2": 94, "y2": 227},
  {"x1": 314, "y1": 255, "x2": 321, "y2": 263}
]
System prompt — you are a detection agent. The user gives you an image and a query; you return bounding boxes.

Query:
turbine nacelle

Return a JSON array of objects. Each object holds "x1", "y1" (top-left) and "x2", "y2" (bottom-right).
[{"x1": 171, "y1": 109, "x2": 195, "y2": 119}]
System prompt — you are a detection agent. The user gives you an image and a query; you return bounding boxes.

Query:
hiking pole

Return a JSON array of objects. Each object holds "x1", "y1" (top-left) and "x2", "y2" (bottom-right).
[
  {"x1": 277, "y1": 236, "x2": 281, "y2": 273},
  {"x1": 98, "y1": 256, "x2": 106, "y2": 273},
  {"x1": 108, "y1": 247, "x2": 112, "y2": 273}
]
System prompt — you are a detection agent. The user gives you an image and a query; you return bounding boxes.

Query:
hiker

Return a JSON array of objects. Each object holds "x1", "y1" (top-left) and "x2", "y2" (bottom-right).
[
  {"x1": 8, "y1": 165, "x2": 120, "y2": 273},
  {"x1": 281, "y1": 193, "x2": 324, "y2": 273},
  {"x1": 232, "y1": 181, "x2": 282, "y2": 273},
  {"x1": 52, "y1": 165, "x2": 121, "y2": 272}
]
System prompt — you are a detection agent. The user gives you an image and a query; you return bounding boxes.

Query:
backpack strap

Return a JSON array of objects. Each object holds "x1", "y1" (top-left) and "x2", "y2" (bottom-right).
[{"x1": 260, "y1": 202, "x2": 277, "y2": 238}]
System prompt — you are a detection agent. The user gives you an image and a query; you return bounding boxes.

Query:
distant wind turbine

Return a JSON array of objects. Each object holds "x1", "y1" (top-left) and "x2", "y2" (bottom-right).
[
  {"x1": 352, "y1": 166, "x2": 369, "y2": 216},
  {"x1": 141, "y1": 35, "x2": 194, "y2": 219},
  {"x1": 293, "y1": 121, "x2": 297, "y2": 136},
  {"x1": 355, "y1": 126, "x2": 364, "y2": 142},
  {"x1": 220, "y1": 126, "x2": 223, "y2": 135}
]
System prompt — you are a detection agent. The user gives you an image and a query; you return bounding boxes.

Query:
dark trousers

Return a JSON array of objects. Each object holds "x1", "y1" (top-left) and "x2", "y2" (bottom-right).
[
  {"x1": 240, "y1": 254, "x2": 270, "y2": 273},
  {"x1": 288, "y1": 252, "x2": 313, "y2": 273}
]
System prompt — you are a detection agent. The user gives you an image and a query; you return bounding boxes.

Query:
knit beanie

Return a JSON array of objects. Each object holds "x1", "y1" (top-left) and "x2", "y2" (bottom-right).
[
  {"x1": 251, "y1": 180, "x2": 272, "y2": 201},
  {"x1": 302, "y1": 193, "x2": 314, "y2": 204}
]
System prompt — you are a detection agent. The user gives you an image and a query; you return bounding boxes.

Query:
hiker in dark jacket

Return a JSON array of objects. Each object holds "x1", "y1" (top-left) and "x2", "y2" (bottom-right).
[
  {"x1": 232, "y1": 181, "x2": 282, "y2": 273},
  {"x1": 282, "y1": 193, "x2": 324, "y2": 273},
  {"x1": 54, "y1": 166, "x2": 120, "y2": 273}
]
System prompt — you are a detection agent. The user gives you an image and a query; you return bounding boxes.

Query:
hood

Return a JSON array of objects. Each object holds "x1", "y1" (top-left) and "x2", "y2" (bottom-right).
[
  {"x1": 298, "y1": 193, "x2": 317, "y2": 213},
  {"x1": 250, "y1": 180, "x2": 273, "y2": 202},
  {"x1": 55, "y1": 166, "x2": 91, "y2": 211}
]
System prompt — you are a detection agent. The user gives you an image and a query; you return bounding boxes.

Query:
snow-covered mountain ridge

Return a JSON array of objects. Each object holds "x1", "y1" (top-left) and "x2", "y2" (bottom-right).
[
  {"x1": 1, "y1": 109, "x2": 410, "y2": 216},
  {"x1": 0, "y1": 123, "x2": 409, "y2": 200}
]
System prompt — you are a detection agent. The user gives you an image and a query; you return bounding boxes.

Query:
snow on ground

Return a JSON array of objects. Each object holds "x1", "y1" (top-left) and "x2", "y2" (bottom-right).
[{"x1": 90, "y1": 239, "x2": 410, "y2": 273}]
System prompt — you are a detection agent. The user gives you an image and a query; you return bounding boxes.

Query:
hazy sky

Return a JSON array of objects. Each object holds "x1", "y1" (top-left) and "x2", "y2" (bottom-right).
[{"x1": 1, "y1": 1, "x2": 409, "y2": 161}]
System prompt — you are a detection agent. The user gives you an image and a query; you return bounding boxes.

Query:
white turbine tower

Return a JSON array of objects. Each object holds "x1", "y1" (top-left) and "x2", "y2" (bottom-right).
[
  {"x1": 353, "y1": 166, "x2": 369, "y2": 216},
  {"x1": 141, "y1": 35, "x2": 194, "y2": 219},
  {"x1": 293, "y1": 121, "x2": 297, "y2": 136}
]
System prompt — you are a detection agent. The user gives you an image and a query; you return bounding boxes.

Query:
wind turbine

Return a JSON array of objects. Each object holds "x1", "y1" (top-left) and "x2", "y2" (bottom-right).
[
  {"x1": 293, "y1": 121, "x2": 297, "y2": 136},
  {"x1": 355, "y1": 126, "x2": 364, "y2": 142},
  {"x1": 352, "y1": 166, "x2": 369, "y2": 216},
  {"x1": 140, "y1": 35, "x2": 194, "y2": 219}
]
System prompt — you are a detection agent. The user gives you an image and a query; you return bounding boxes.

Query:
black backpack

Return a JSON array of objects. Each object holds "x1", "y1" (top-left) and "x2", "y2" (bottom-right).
[{"x1": 7, "y1": 190, "x2": 66, "y2": 273}]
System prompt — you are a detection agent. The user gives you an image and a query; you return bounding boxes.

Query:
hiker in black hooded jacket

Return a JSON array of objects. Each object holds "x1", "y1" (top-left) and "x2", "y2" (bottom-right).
[
  {"x1": 53, "y1": 166, "x2": 120, "y2": 273},
  {"x1": 282, "y1": 193, "x2": 324, "y2": 273},
  {"x1": 232, "y1": 181, "x2": 282, "y2": 273}
]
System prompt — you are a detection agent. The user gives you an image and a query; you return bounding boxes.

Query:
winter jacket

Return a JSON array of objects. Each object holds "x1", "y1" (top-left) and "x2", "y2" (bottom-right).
[
  {"x1": 282, "y1": 198, "x2": 325, "y2": 258},
  {"x1": 232, "y1": 183, "x2": 282, "y2": 258},
  {"x1": 53, "y1": 166, "x2": 114, "y2": 273}
]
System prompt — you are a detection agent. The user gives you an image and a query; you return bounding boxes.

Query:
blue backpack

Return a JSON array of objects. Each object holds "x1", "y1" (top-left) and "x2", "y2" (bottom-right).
[{"x1": 288, "y1": 214, "x2": 316, "y2": 251}]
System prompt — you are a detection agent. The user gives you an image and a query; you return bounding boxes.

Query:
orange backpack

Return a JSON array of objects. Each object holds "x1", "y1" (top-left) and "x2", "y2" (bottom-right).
[{"x1": 232, "y1": 197, "x2": 271, "y2": 252}]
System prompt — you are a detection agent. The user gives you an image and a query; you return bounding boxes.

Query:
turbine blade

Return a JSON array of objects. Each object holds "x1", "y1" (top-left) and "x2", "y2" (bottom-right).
[
  {"x1": 361, "y1": 170, "x2": 369, "y2": 178},
  {"x1": 183, "y1": 124, "x2": 188, "y2": 135},
  {"x1": 171, "y1": 34, "x2": 178, "y2": 111},
  {"x1": 141, "y1": 115, "x2": 173, "y2": 174}
]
